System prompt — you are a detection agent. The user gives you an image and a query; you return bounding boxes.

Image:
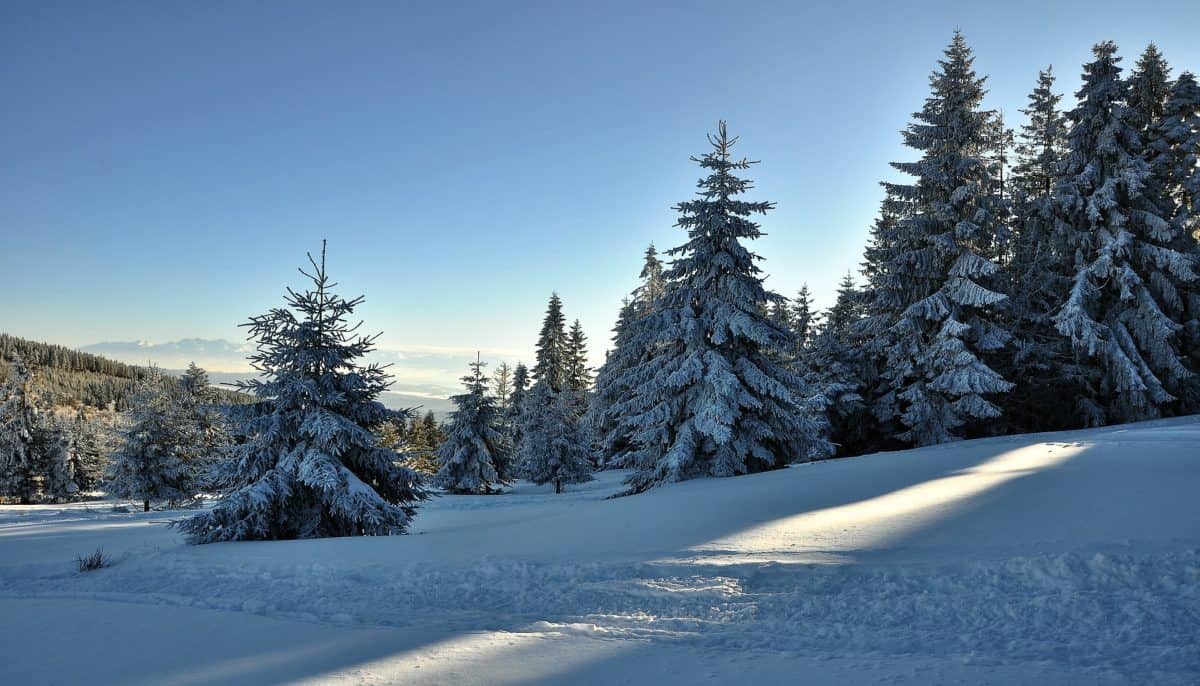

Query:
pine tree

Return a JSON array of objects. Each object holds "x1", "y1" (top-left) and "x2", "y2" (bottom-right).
[
  {"x1": 1126, "y1": 43, "x2": 1173, "y2": 135},
  {"x1": 875, "y1": 32, "x2": 1014, "y2": 446},
  {"x1": 854, "y1": 190, "x2": 910, "y2": 450},
  {"x1": 635, "y1": 243, "x2": 667, "y2": 308},
  {"x1": 492, "y1": 362, "x2": 513, "y2": 411},
  {"x1": 434, "y1": 354, "x2": 507, "y2": 494},
  {"x1": 565, "y1": 320, "x2": 592, "y2": 392},
  {"x1": 106, "y1": 369, "x2": 200, "y2": 512},
  {"x1": 803, "y1": 274, "x2": 866, "y2": 455},
  {"x1": 505, "y1": 362, "x2": 530, "y2": 453},
  {"x1": 791, "y1": 285, "x2": 813, "y2": 350},
  {"x1": 0, "y1": 354, "x2": 71, "y2": 503},
  {"x1": 612, "y1": 122, "x2": 829, "y2": 493},
  {"x1": 516, "y1": 382, "x2": 593, "y2": 493},
  {"x1": 1051, "y1": 42, "x2": 1197, "y2": 422},
  {"x1": 67, "y1": 410, "x2": 106, "y2": 495},
  {"x1": 532, "y1": 293, "x2": 569, "y2": 392},
  {"x1": 178, "y1": 244, "x2": 427, "y2": 542},
  {"x1": 177, "y1": 362, "x2": 229, "y2": 491},
  {"x1": 1004, "y1": 66, "x2": 1102, "y2": 430},
  {"x1": 1146, "y1": 72, "x2": 1200, "y2": 401},
  {"x1": 587, "y1": 299, "x2": 639, "y2": 467},
  {"x1": 1013, "y1": 68, "x2": 1069, "y2": 200}
]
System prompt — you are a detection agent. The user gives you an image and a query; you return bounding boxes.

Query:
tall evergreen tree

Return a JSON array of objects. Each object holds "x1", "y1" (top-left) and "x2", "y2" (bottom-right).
[
  {"x1": 587, "y1": 299, "x2": 639, "y2": 467},
  {"x1": 106, "y1": 369, "x2": 200, "y2": 512},
  {"x1": 492, "y1": 362, "x2": 513, "y2": 411},
  {"x1": 877, "y1": 32, "x2": 1014, "y2": 446},
  {"x1": 516, "y1": 382, "x2": 593, "y2": 493},
  {"x1": 434, "y1": 354, "x2": 507, "y2": 494},
  {"x1": 611, "y1": 122, "x2": 829, "y2": 493},
  {"x1": 1146, "y1": 72, "x2": 1200, "y2": 399},
  {"x1": 1051, "y1": 42, "x2": 1197, "y2": 422},
  {"x1": 67, "y1": 410, "x2": 106, "y2": 495},
  {"x1": 532, "y1": 293, "x2": 569, "y2": 393},
  {"x1": 1126, "y1": 43, "x2": 1173, "y2": 135},
  {"x1": 635, "y1": 243, "x2": 667, "y2": 307},
  {"x1": 565, "y1": 320, "x2": 592, "y2": 392},
  {"x1": 791, "y1": 285, "x2": 813, "y2": 350},
  {"x1": 179, "y1": 244, "x2": 427, "y2": 542},
  {"x1": 0, "y1": 355, "x2": 71, "y2": 503},
  {"x1": 803, "y1": 274, "x2": 866, "y2": 455},
  {"x1": 1004, "y1": 66, "x2": 1102, "y2": 429}
]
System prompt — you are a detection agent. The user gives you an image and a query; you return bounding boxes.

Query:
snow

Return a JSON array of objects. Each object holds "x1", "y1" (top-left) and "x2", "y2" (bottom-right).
[{"x1": 2, "y1": 417, "x2": 1199, "y2": 684}]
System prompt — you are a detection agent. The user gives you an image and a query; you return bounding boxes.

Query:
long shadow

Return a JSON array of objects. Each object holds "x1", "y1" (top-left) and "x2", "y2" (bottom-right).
[{"x1": 9, "y1": 418, "x2": 1197, "y2": 684}]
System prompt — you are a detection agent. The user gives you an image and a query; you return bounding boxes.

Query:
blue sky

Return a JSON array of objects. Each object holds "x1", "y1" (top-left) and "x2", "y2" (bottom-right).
[{"x1": 3, "y1": 1, "x2": 1198, "y2": 392}]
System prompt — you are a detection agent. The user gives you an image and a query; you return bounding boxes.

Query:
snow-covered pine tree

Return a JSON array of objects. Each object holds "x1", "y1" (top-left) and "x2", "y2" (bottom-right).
[
  {"x1": 493, "y1": 362, "x2": 513, "y2": 411},
  {"x1": 803, "y1": 274, "x2": 867, "y2": 455},
  {"x1": 853, "y1": 190, "x2": 911, "y2": 450},
  {"x1": 532, "y1": 293, "x2": 569, "y2": 393},
  {"x1": 611, "y1": 121, "x2": 829, "y2": 493},
  {"x1": 67, "y1": 410, "x2": 106, "y2": 495},
  {"x1": 516, "y1": 381, "x2": 593, "y2": 493},
  {"x1": 565, "y1": 320, "x2": 591, "y2": 392},
  {"x1": 1126, "y1": 43, "x2": 1173, "y2": 135},
  {"x1": 505, "y1": 362, "x2": 530, "y2": 453},
  {"x1": 177, "y1": 362, "x2": 229, "y2": 491},
  {"x1": 178, "y1": 244, "x2": 427, "y2": 542},
  {"x1": 1004, "y1": 66, "x2": 1103, "y2": 430},
  {"x1": 0, "y1": 354, "x2": 71, "y2": 503},
  {"x1": 877, "y1": 31, "x2": 1014, "y2": 446},
  {"x1": 1146, "y1": 72, "x2": 1200, "y2": 402},
  {"x1": 791, "y1": 285, "x2": 813, "y2": 351},
  {"x1": 1051, "y1": 42, "x2": 1197, "y2": 422},
  {"x1": 106, "y1": 368, "x2": 200, "y2": 512},
  {"x1": 635, "y1": 243, "x2": 667, "y2": 307},
  {"x1": 434, "y1": 354, "x2": 507, "y2": 494},
  {"x1": 587, "y1": 299, "x2": 638, "y2": 467}
]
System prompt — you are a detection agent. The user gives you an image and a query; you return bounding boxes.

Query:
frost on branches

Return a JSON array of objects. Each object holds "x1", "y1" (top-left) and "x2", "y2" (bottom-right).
[
  {"x1": 178, "y1": 243, "x2": 427, "y2": 542},
  {"x1": 434, "y1": 355, "x2": 508, "y2": 494},
  {"x1": 874, "y1": 32, "x2": 1014, "y2": 446},
  {"x1": 612, "y1": 121, "x2": 829, "y2": 493},
  {"x1": 1051, "y1": 42, "x2": 1197, "y2": 422}
]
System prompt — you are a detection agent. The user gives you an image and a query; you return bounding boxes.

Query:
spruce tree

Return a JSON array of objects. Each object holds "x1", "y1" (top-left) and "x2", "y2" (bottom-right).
[
  {"x1": 434, "y1": 354, "x2": 507, "y2": 494},
  {"x1": 565, "y1": 320, "x2": 592, "y2": 392},
  {"x1": 532, "y1": 293, "x2": 569, "y2": 392},
  {"x1": 177, "y1": 362, "x2": 229, "y2": 490},
  {"x1": 516, "y1": 382, "x2": 593, "y2": 493},
  {"x1": 791, "y1": 285, "x2": 813, "y2": 350},
  {"x1": 505, "y1": 362, "x2": 530, "y2": 453},
  {"x1": 612, "y1": 122, "x2": 829, "y2": 493},
  {"x1": 1005, "y1": 66, "x2": 1102, "y2": 429},
  {"x1": 106, "y1": 369, "x2": 200, "y2": 512},
  {"x1": 877, "y1": 32, "x2": 1014, "y2": 446},
  {"x1": 1051, "y1": 42, "x2": 1197, "y2": 422},
  {"x1": 0, "y1": 354, "x2": 70, "y2": 503},
  {"x1": 803, "y1": 275, "x2": 866, "y2": 455},
  {"x1": 67, "y1": 410, "x2": 106, "y2": 495},
  {"x1": 1146, "y1": 72, "x2": 1200, "y2": 400},
  {"x1": 635, "y1": 243, "x2": 667, "y2": 307},
  {"x1": 178, "y1": 244, "x2": 427, "y2": 542},
  {"x1": 587, "y1": 299, "x2": 638, "y2": 467},
  {"x1": 1126, "y1": 43, "x2": 1173, "y2": 135}
]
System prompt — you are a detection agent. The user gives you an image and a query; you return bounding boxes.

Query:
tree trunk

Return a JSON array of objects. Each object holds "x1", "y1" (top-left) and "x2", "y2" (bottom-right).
[
  {"x1": 555, "y1": 479, "x2": 562, "y2": 494},
  {"x1": 143, "y1": 499, "x2": 150, "y2": 513}
]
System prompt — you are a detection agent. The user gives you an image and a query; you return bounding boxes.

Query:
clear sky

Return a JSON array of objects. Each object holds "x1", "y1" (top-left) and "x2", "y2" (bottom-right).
[{"x1": 3, "y1": 1, "x2": 1198, "y2": 393}]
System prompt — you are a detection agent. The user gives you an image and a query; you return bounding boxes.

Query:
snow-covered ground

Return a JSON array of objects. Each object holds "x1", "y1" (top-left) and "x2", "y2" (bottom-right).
[{"x1": 2, "y1": 417, "x2": 1198, "y2": 685}]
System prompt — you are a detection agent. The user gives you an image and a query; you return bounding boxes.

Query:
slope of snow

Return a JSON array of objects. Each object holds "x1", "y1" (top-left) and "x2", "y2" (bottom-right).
[{"x1": 1, "y1": 417, "x2": 1198, "y2": 684}]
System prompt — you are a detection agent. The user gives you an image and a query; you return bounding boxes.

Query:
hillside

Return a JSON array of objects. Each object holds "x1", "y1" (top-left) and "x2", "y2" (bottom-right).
[
  {"x1": 0, "y1": 333, "x2": 250, "y2": 410},
  {"x1": 1, "y1": 416, "x2": 1197, "y2": 684}
]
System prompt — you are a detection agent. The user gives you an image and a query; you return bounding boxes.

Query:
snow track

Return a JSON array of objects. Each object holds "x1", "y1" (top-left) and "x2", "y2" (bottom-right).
[{"x1": 2, "y1": 417, "x2": 1199, "y2": 684}]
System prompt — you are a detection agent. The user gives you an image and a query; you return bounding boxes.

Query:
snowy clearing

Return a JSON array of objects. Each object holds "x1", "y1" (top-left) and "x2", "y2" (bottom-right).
[{"x1": 2, "y1": 417, "x2": 1199, "y2": 685}]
